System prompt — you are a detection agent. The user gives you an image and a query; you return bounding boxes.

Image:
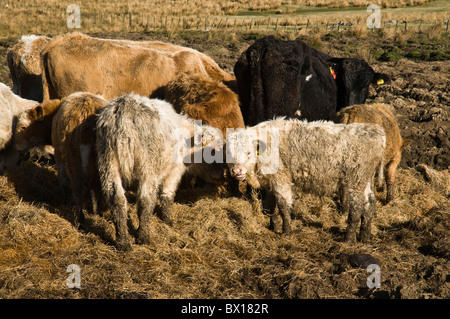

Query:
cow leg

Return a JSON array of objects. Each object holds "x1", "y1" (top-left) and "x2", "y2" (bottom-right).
[
  {"x1": 65, "y1": 160, "x2": 87, "y2": 228},
  {"x1": 56, "y1": 163, "x2": 71, "y2": 200},
  {"x1": 159, "y1": 165, "x2": 185, "y2": 226},
  {"x1": 110, "y1": 182, "x2": 131, "y2": 251},
  {"x1": 136, "y1": 180, "x2": 158, "y2": 245},
  {"x1": 339, "y1": 183, "x2": 350, "y2": 217},
  {"x1": 80, "y1": 143, "x2": 97, "y2": 215},
  {"x1": 272, "y1": 184, "x2": 293, "y2": 235},
  {"x1": 264, "y1": 191, "x2": 282, "y2": 234},
  {"x1": 102, "y1": 158, "x2": 132, "y2": 251},
  {"x1": 89, "y1": 168, "x2": 103, "y2": 216},
  {"x1": 360, "y1": 182, "x2": 376, "y2": 243},
  {"x1": 70, "y1": 175, "x2": 85, "y2": 227},
  {"x1": 345, "y1": 188, "x2": 364, "y2": 243}
]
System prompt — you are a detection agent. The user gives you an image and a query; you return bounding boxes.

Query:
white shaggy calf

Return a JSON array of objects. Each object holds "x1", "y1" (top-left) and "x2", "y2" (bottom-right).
[
  {"x1": 226, "y1": 118, "x2": 386, "y2": 243},
  {"x1": 96, "y1": 94, "x2": 223, "y2": 250}
]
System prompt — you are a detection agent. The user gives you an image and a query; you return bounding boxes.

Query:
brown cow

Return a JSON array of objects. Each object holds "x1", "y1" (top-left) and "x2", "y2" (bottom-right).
[
  {"x1": 164, "y1": 73, "x2": 245, "y2": 190},
  {"x1": 51, "y1": 92, "x2": 107, "y2": 225},
  {"x1": 164, "y1": 73, "x2": 245, "y2": 138},
  {"x1": 335, "y1": 103, "x2": 411, "y2": 203},
  {"x1": 6, "y1": 35, "x2": 51, "y2": 102},
  {"x1": 41, "y1": 32, "x2": 234, "y2": 101},
  {"x1": 13, "y1": 99, "x2": 61, "y2": 153}
]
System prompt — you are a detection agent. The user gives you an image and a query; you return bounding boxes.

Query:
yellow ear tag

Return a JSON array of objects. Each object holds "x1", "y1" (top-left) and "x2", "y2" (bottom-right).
[
  {"x1": 37, "y1": 113, "x2": 44, "y2": 121},
  {"x1": 377, "y1": 79, "x2": 384, "y2": 85}
]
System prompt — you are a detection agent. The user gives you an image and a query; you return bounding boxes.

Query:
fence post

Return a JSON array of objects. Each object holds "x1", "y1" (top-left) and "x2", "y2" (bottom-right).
[
  {"x1": 306, "y1": 19, "x2": 309, "y2": 29},
  {"x1": 275, "y1": 18, "x2": 279, "y2": 30}
]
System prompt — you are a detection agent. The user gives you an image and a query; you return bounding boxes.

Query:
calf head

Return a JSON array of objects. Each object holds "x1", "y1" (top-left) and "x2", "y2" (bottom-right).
[
  {"x1": 329, "y1": 58, "x2": 390, "y2": 110},
  {"x1": 178, "y1": 123, "x2": 227, "y2": 184},
  {"x1": 14, "y1": 99, "x2": 61, "y2": 152},
  {"x1": 226, "y1": 127, "x2": 278, "y2": 186}
]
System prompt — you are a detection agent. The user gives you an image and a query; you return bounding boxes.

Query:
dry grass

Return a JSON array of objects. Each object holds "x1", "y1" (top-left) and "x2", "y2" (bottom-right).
[{"x1": 0, "y1": 159, "x2": 448, "y2": 299}]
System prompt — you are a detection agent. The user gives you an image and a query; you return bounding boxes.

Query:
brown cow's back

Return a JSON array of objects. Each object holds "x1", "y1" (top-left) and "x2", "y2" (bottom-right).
[{"x1": 41, "y1": 33, "x2": 233, "y2": 101}]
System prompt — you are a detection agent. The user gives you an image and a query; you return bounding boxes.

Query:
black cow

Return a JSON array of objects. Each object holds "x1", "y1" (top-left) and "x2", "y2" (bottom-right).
[
  {"x1": 311, "y1": 47, "x2": 390, "y2": 110},
  {"x1": 234, "y1": 36, "x2": 390, "y2": 126}
]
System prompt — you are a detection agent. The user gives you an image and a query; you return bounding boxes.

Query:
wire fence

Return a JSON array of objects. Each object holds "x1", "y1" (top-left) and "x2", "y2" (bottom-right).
[{"x1": 0, "y1": 2, "x2": 448, "y2": 35}]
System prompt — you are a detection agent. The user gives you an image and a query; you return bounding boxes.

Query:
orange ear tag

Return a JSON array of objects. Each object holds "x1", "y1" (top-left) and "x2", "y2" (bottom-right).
[{"x1": 330, "y1": 67, "x2": 336, "y2": 79}]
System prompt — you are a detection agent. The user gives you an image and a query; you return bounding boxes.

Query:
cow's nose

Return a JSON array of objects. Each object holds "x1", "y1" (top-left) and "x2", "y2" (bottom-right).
[{"x1": 232, "y1": 167, "x2": 242, "y2": 176}]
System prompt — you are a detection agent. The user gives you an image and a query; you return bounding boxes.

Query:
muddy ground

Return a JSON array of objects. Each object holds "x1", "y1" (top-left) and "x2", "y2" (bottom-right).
[{"x1": 0, "y1": 31, "x2": 448, "y2": 300}]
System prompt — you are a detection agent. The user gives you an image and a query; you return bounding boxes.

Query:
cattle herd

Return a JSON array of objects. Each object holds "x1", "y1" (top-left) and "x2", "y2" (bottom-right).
[{"x1": 0, "y1": 32, "x2": 409, "y2": 251}]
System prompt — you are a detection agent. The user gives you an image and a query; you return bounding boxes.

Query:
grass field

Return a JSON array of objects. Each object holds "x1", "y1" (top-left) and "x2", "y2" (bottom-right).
[
  {"x1": 0, "y1": 0, "x2": 448, "y2": 36},
  {"x1": 0, "y1": 0, "x2": 448, "y2": 301}
]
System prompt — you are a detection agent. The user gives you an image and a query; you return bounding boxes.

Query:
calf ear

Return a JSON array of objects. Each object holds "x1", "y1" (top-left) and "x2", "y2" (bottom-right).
[
  {"x1": 372, "y1": 73, "x2": 391, "y2": 86},
  {"x1": 254, "y1": 140, "x2": 267, "y2": 156},
  {"x1": 28, "y1": 105, "x2": 45, "y2": 121}
]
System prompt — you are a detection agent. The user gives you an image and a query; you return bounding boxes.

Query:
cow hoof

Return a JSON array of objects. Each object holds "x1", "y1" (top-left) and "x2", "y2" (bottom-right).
[
  {"x1": 283, "y1": 226, "x2": 292, "y2": 235},
  {"x1": 385, "y1": 194, "x2": 394, "y2": 204},
  {"x1": 161, "y1": 215, "x2": 173, "y2": 227},
  {"x1": 115, "y1": 240, "x2": 132, "y2": 251},
  {"x1": 359, "y1": 234, "x2": 372, "y2": 243},
  {"x1": 136, "y1": 231, "x2": 151, "y2": 245}
]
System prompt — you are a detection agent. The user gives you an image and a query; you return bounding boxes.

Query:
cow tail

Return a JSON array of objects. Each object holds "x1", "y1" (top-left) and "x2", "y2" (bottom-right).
[{"x1": 41, "y1": 51, "x2": 54, "y2": 101}]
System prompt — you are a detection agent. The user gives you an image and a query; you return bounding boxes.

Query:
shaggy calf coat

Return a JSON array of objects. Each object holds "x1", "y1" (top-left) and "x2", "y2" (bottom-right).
[
  {"x1": 226, "y1": 119, "x2": 386, "y2": 243},
  {"x1": 96, "y1": 94, "x2": 224, "y2": 250},
  {"x1": 335, "y1": 103, "x2": 411, "y2": 203},
  {"x1": 51, "y1": 92, "x2": 107, "y2": 225}
]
